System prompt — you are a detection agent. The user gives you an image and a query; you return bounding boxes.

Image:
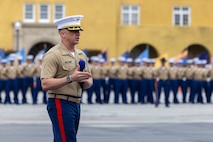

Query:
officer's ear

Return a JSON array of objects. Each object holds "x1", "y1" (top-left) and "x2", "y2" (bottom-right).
[{"x1": 59, "y1": 29, "x2": 66, "y2": 37}]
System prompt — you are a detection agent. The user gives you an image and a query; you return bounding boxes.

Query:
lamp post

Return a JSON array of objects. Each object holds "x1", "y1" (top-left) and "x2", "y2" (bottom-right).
[{"x1": 14, "y1": 21, "x2": 21, "y2": 51}]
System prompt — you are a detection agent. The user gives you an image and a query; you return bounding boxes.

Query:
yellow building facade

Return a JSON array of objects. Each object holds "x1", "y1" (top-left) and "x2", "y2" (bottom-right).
[{"x1": 0, "y1": 0, "x2": 213, "y2": 61}]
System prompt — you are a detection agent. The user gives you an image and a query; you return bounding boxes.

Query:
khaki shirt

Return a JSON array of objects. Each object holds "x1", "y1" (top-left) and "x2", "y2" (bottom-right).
[
  {"x1": 142, "y1": 66, "x2": 153, "y2": 79},
  {"x1": 209, "y1": 66, "x2": 213, "y2": 79},
  {"x1": 17, "y1": 64, "x2": 25, "y2": 78},
  {"x1": 91, "y1": 64, "x2": 101, "y2": 79},
  {"x1": 0, "y1": 65, "x2": 8, "y2": 80},
  {"x1": 133, "y1": 66, "x2": 142, "y2": 80},
  {"x1": 5, "y1": 65, "x2": 18, "y2": 79},
  {"x1": 176, "y1": 67, "x2": 186, "y2": 79},
  {"x1": 108, "y1": 66, "x2": 118, "y2": 78},
  {"x1": 100, "y1": 66, "x2": 108, "y2": 79},
  {"x1": 168, "y1": 66, "x2": 178, "y2": 80},
  {"x1": 22, "y1": 63, "x2": 36, "y2": 77},
  {"x1": 193, "y1": 67, "x2": 205, "y2": 81},
  {"x1": 156, "y1": 66, "x2": 169, "y2": 80},
  {"x1": 151, "y1": 66, "x2": 157, "y2": 78},
  {"x1": 127, "y1": 67, "x2": 134, "y2": 79},
  {"x1": 41, "y1": 42, "x2": 90, "y2": 99},
  {"x1": 34, "y1": 64, "x2": 42, "y2": 77},
  {"x1": 202, "y1": 68, "x2": 209, "y2": 81},
  {"x1": 117, "y1": 65, "x2": 128, "y2": 79},
  {"x1": 185, "y1": 66, "x2": 195, "y2": 79}
]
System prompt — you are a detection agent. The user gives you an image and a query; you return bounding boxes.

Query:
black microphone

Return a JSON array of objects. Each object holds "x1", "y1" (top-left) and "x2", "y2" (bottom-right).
[{"x1": 78, "y1": 60, "x2": 85, "y2": 89}]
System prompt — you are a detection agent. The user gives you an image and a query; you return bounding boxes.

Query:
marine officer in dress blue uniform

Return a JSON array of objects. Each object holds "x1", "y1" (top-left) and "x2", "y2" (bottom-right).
[
  {"x1": 201, "y1": 60, "x2": 208, "y2": 103},
  {"x1": 115, "y1": 56, "x2": 128, "y2": 104},
  {"x1": 149, "y1": 58, "x2": 157, "y2": 101},
  {"x1": 142, "y1": 58, "x2": 154, "y2": 104},
  {"x1": 206, "y1": 61, "x2": 213, "y2": 103},
  {"x1": 132, "y1": 58, "x2": 142, "y2": 103},
  {"x1": 156, "y1": 58, "x2": 170, "y2": 107},
  {"x1": 41, "y1": 15, "x2": 92, "y2": 142},
  {"x1": 185, "y1": 59, "x2": 195, "y2": 103},
  {"x1": 86, "y1": 56, "x2": 95, "y2": 104},
  {"x1": 22, "y1": 55, "x2": 36, "y2": 104},
  {"x1": 176, "y1": 59, "x2": 187, "y2": 103},
  {"x1": 89, "y1": 56, "x2": 102, "y2": 104},
  {"x1": 16, "y1": 56, "x2": 26, "y2": 104},
  {"x1": 168, "y1": 58, "x2": 179, "y2": 104},
  {"x1": 106, "y1": 58, "x2": 118, "y2": 103},
  {"x1": 0, "y1": 59, "x2": 8, "y2": 103},
  {"x1": 126, "y1": 58, "x2": 134, "y2": 104},
  {"x1": 34, "y1": 55, "x2": 47, "y2": 104},
  {"x1": 192, "y1": 60, "x2": 205, "y2": 104},
  {"x1": 99, "y1": 58, "x2": 108, "y2": 103},
  {"x1": 4, "y1": 57, "x2": 19, "y2": 104}
]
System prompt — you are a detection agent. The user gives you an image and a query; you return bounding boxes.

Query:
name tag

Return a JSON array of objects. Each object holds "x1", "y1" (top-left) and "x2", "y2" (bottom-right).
[{"x1": 65, "y1": 61, "x2": 72, "y2": 64}]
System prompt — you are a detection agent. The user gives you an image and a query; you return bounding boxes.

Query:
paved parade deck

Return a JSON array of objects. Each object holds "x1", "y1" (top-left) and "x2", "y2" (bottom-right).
[
  {"x1": 0, "y1": 92, "x2": 212, "y2": 142},
  {"x1": 0, "y1": 102, "x2": 213, "y2": 142}
]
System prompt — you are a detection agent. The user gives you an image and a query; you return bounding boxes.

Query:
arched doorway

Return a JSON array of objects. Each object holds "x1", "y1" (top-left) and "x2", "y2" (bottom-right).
[
  {"x1": 129, "y1": 43, "x2": 158, "y2": 59},
  {"x1": 28, "y1": 42, "x2": 54, "y2": 58},
  {"x1": 187, "y1": 44, "x2": 210, "y2": 61},
  {"x1": 85, "y1": 49, "x2": 101, "y2": 58},
  {"x1": 83, "y1": 49, "x2": 102, "y2": 63}
]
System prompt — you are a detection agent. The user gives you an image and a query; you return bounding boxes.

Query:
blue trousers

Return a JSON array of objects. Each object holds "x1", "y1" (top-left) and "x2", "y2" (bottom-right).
[
  {"x1": 34, "y1": 77, "x2": 47, "y2": 104},
  {"x1": 143, "y1": 79, "x2": 153, "y2": 104},
  {"x1": 127, "y1": 79, "x2": 134, "y2": 103},
  {"x1": 187, "y1": 79, "x2": 194, "y2": 103},
  {"x1": 17, "y1": 77, "x2": 25, "y2": 102},
  {"x1": 23, "y1": 77, "x2": 34, "y2": 104},
  {"x1": 168, "y1": 79, "x2": 179, "y2": 103},
  {"x1": 87, "y1": 79, "x2": 101, "y2": 104},
  {"x1": 140, "y1": 79, "x2": 146, "y2": 104},
  {"x1": 178, "y1": 79, "x2": 188, "y2": 103},
  {"x1": 105, "y1": 78, "x2": 116, "y2": 103},
  {"x1": 114, "y1": 79, "x2": 128, "y2": 104},
  {"x1": 157, "y1": 80, "x2": 170, "y2": 107},
  {"x1": 0, "y1": 80, "x2": 6, "y2": 103},
  {"x1": 47, "y1": 98, "x2": 80, "y2": 142},
  {"x1": 204, "y1": 80, "x2": 211, "y2": 103},
  {"x1": 5, "y1": 79, "x2": 18, "y2": 104},
  {"x1": 132, "y1": 79, "x2": 141, "y2": 103},
  {"x1": 208, "y1": 80, "x2": 213, "y2": 103},
  {"x1": 100, "y1": 78, "x2": 107, "y2": 103},
  {"x1": 192, "y1": 80, "x2": 204, "y2": 103}
]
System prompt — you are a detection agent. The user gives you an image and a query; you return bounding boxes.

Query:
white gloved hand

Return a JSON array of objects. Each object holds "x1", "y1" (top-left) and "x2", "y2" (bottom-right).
[{"x1": 206, "y1": 77, "x2": 211, "y2": 82}]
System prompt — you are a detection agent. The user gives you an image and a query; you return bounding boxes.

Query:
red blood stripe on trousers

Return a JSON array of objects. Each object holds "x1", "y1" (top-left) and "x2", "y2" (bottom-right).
[{"x1": 55, "y1": 99, "x2": 67, "y2": 142}]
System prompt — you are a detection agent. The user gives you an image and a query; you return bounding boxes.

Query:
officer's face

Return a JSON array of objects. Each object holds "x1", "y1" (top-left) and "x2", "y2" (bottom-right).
[
  {"x1": 161, "y1": 62, "x2": 166, "y2": 66},
  {"x1": 62, "y1": 29, "x2": 81, "y2": 45},
  {"x1": 27, "y1": 59, "x2": 33, "y2": 64},
  {"x1": 10, "y1": 61, "x2": 14, "y2": 66},
  {"x1": 2, "y1": 63, "x2": 7, "y2": 67}
]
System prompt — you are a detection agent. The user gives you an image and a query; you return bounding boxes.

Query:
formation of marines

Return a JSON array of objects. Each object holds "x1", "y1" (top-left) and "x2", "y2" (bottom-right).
[
  {"x1": 0, "y1": 54, "x2": 47, "y2": 105},
  {"x1": 87, "y1": 56, "x2": 213, "y2": 107},
  {"x1": 1, "y1": 53, "x2": 213, "y2": 107}
]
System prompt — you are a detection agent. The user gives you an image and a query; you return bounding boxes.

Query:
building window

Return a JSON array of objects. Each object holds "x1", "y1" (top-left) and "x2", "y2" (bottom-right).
[
  {"x1": 24, "y1": 3, "x2": 35, "y2": 22},
  {"x1": 54, "y1": 4, "x2": 65, "y2": 21},
  {"x1": 173, "y1": 6, "x2": 191, "y2": 26},
  {"x1": 39, "y1": 4, "x2": 50, "y2": 23},
  {"x1": 121, "y1": 5, "x2": 140, "y2": 25}
]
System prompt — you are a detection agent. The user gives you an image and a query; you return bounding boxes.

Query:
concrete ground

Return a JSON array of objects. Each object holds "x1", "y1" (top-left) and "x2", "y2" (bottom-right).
[{"x1": 0, "y1": 91, "x2": 212, "y2": 142}]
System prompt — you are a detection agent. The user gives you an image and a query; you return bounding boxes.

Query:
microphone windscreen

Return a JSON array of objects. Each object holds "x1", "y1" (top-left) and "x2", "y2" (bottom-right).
[{"x1": 79, "y1": 60, "x2": 85, "y2": 71}]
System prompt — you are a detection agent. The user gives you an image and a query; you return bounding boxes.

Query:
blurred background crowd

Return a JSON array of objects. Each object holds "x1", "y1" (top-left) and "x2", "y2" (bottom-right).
[{"x1": 0, "y1": 53, "x2": 213, "y2": 107}]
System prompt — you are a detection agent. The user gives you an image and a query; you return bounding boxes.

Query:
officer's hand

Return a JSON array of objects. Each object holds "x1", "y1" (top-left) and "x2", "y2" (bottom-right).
[{"x1": 70, "y1": 65, "x2": 92, "y2": 82}]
